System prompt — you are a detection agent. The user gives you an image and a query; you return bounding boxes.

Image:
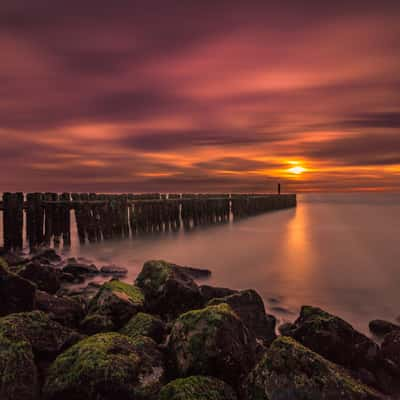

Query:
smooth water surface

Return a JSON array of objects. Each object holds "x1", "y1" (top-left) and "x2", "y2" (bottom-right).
[{"x1": 3, "y1": 193, "x2": 400, "y2": 335}]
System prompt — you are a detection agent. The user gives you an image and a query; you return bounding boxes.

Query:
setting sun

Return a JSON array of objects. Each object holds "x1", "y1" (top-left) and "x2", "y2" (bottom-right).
[{"x1": 288, "y1": 166, "x2": 307, "y2": 175}]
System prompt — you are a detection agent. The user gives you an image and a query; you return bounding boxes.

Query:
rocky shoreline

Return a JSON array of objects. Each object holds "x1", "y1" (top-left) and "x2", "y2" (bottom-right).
[{"x1": 1, "y1": 248, "x2": 400, "y2": 399}]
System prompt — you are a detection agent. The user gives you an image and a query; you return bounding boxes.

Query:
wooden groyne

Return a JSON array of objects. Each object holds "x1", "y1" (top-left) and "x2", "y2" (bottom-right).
[{"x1": 0, "y1": 192, "x2": 296, "y2": 251}]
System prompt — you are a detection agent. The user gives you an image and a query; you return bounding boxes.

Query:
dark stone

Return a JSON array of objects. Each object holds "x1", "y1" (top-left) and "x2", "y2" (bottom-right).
[
  {"x1": 100, "y1": 264, "x2": 128, "y2": 276},
  {"x1": 18, "y1": 260, "x2": 61, "y2": 294},
  {"x1": 0, "y1": 259, "x2": 36, "y2": 316},
  {"x1": 35, "y1": 290, "x2": 85, "y2": 328},
  {"x1": 199, "y1": 284, "x2": 238, "y2": 302},
  {"x1": 30, "y1": 248, "x2": 61, "y2": 264},
  {"x1": 120, "y1": 312, "x2": 166, "y2": 343},
  {"x1": 43, "y1": 333, "x2": 165, "y2": 400},
  {"x1": 168, "y1": 303, "x2": 257, "y2": 389},
  {"x1": 173, "y1": 265, "x2": 211, "y2": 279},
  {"x1": 278, "y1": 321, "x2": 295, "y2": 336},
  {"x1": 284, "y1": 306, "x2": 379, "y2": 373},
  {"x1": 369, "y1": 319, "x2": 400, "y2": 337},
  {"x1": 62, "y1": 260, "x2": 99, "y2": 276},
  {"x1": 207, "y1": 289, "x2": 276, "y2": 344},
  {"x1": 135, "y1": 260, "x2": 203, "y2": 319},
  {"x1": 244, "y1": 336, "x2": 382, "y2": 400}
]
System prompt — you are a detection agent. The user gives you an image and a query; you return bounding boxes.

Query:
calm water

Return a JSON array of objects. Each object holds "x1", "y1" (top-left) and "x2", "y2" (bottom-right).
[{"x1": 3, "y1": 193, "x2": 400, "y2": 335}]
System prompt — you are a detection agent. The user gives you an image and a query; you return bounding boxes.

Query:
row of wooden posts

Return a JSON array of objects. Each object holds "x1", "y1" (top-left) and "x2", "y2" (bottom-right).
[{"x1": 0, "y1": 192, "x2": 296, "y2": 252}]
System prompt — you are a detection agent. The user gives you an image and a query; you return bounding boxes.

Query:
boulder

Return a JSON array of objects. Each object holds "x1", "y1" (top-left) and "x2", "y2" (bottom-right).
[
  {"x1": 81, "y1": 280, "x2": 144, "y2": 332},
  {"x1": 18, "y1": 260, "x2": 61, "y2": 294},
  {"x1": 173, "y1": 265, "x2": 211, "y2": 279},
  {"x1": 0, "y1": 258, "x2": 36, "y2": 316},
  {"x1": 168, "y1": 303, "x2": 257, "y2": 388},
  {"x1": 244, "y1": 336, "x2": 382, "y2": 400},
  {"x1": 284, "y1": 306, "x2": 379, "y2": 372},
  {"x1": 29, "y1": 248, "x2": 61, "y2": 265},
  {"x1": 159, "y1": 376, "x2": 237, "y2": 400},
  {"x1": 120, "y1": 312, "x2": 166, "y2": 343},
  {"x1": 0, "y1": 310, "x2": 81, "y2": 361},
  {"x1": 199, "y1": 284, "x2": 238, "y2": 302},
  {"x1": 207, "y1": 289, "x2": 276, "y2": 344},
  {"x1": 43, "y1": 333, "x2": 165, "y2": 400},
  {"x1": 62, "y1": 259, "x2": 99, "y2": 276},
  {"x1": 79, "y1": 313, "x2": 115, "y2": 335},
  {"x1": 35, "y1": 290, "x2": 85, "y2": 328},
  {"x1": 278, "y1": 322, "x2": 295, "y2": 336},
  {"x1": 100, "y1": 264, "x2": 128, "y2": 277},
  {"x1": 0, "y1": 325, "x2": 38, "y2": 400},
  {"x1": 369, "y1": 319, "x2": 400, "y2": 337},
  {"x1": 135, "y1": 260, "x2": 203, "y2": 318}
]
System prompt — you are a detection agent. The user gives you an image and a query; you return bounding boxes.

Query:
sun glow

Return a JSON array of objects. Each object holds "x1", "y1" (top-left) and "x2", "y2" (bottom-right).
[{"x1": 288, "y1": 166, "x2": 307, "y2": 175}]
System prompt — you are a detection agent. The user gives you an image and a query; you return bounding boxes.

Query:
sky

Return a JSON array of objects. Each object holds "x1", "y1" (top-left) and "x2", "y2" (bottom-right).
[{"x1": 0, "y1": 1, "x2": 399, "y2": 193}]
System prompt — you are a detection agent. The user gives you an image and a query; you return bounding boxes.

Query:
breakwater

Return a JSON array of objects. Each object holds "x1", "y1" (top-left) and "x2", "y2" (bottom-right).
[{"x1": 0, "y1": 192, "x2": 296, "y2": 251}]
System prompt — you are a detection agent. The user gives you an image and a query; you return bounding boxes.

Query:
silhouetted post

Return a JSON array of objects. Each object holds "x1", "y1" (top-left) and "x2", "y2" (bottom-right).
[{"x1": 278, "y1": 183, "x2": 281, "y2": 195}]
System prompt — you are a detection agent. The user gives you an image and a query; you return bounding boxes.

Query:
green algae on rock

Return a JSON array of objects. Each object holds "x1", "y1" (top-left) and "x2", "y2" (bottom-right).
[
  {"x1": 82, "y1": 280, "x2": 145, "y2": 332},
  {"x1": 43, "y1": 332, "x2": 165, "y2": 400},
  {"x1": 159, "y1": 376, "x2": 237, "y2": 400},
  {"x1": 245, "y1": 336, "x2": 382, "y2": 400},
  {"x1": 168, "y1": 303, "x2": 257, "y2": 388},
  {"x1": 135, "y1": 260, "x2": 203, "y2": 318},
  {"x1": 120, "y1": 312, "x2": 166, "y2": 343}
]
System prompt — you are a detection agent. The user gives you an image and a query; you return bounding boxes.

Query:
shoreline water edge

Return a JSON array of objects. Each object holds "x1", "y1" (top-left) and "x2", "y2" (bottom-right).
[{"x1": 0, "y1": 247, "x2": 399, "y2": 399}]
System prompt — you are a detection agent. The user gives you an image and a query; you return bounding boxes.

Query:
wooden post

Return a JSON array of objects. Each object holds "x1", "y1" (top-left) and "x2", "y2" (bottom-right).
[
  {"x1": 26, "y1": 193, "x2": 44, "y2": 251},
  {"x1": 3, "y1": 192, "x2": 24, "y2": 251}
]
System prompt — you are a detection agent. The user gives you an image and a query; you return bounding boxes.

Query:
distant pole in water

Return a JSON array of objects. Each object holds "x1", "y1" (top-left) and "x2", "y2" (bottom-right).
[{"x1": 278, "y1": 183, "x2": 281, "y2": 195}]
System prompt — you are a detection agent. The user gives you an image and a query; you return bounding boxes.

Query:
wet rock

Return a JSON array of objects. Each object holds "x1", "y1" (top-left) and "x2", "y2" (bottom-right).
[
  {"x1": 62, "y1": 259, "x2": 99, "y2": 276},
  {"x1": 30, "y1": 248, "x2": 61, "y2": 264},
  {"x1": 0, "y1": 258, "x2": 36, "y2": 316},
  {"x1": 380, "y1": 330, "x2": 400, "y2": 368},
  {"x1": 0, "y1": 324, "x2": 38, "y2": 400},
  {"x1": 369, "y1": 319, "x2": 400, "y2": 337},
  {"x1": 244, "y1": 336, "x2": 382, "y2": 400},
  {"x1": 18, "y1": 260, "x2": 62, "y2": 294},
  {"x1": 79, "y1": 313, "x2": 115, "y2": 335},
  {"x1": 199, "y1": 284, "x2": 238, "y2": 302},
  {"x1": 120, "y1": 312, "x2": 166, "y2": 343},
  {"x1": 1, "y1": 252, "x2": 26, "y2": 267},
  {"x1": 159, "y1": 376, "x2": 237, "y2": 400},
  {"x1": 136, "y1": 260, "x2": 203, "y2": 319},
  {"x1": 100, "y1": 264, "x2": 128, "y2": 276},
  {"x1": 173, "y1": 265, "x2": 211, "y2": 279},
  {"x1": 278, "y1": 321, "x2": 295, "y2": 336},
  {"x1": 35, "y1": 290, "x2": 85, "y2": 328},
  {"x1": 82, "y1": 280, "x2": 144, "y2": 332},
  {"x1": 60, "y1": 271, "x2": 85, "y2": 284},
  {"x1": 284, "y1": 306, "x2": 379, "y2": 372},
  {"x1": 207, "y1": 289, "x2": 276, "y2": 344},
  {"x1": 0, "y1": 310, "x2": 81, "y2": 361},
  {"x1": 168, "y1": 303, "x2": 257, "y2": 388},
  {"x1": 43, "y1": 332, "x2": 165, "y2": 400}
]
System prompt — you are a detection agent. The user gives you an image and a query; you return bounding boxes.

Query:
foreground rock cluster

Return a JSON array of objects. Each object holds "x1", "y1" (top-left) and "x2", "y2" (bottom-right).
[{"x1": 0, "y1": 250, "x2": 399, "y2": 399}]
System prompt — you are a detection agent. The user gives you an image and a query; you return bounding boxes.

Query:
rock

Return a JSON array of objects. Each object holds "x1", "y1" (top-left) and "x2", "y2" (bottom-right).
[
  {"x1": 278, "y1": 322, "x2": 295, "y2": 336},
  {"x1": 244, "y1": 336, "x2": 382, "y2": 400},
  {"x1": 159, "y1": 376, "x2": 237, "y2": 400},
  {"x1": 168, "y1": 303, "x2": 257, "y2": 388},
  {"x1": 207, "y1": 289, "x2": 276, "y2": 344},
  {"x1": 135, "y1": 260, "x2": 203, "y2": 319},
  {"x1": 62, "y1": 260, "x2": 99, "y2": 276},
  {"x1": 35, "y1": 290, "x2": 85, "y2": 328},
  {"x1": 79, "y1": 313, "x2": 115, "y2": 335},
  {"x1": 199, "y1": 284, "x2": 238, "y2": 302},
  {"x1": 43, "y1": 333, "x2": 165, "y2": 400},
  {"x1": 173, "y1": 265, "x2": 211, "y2": 279},
  {"x1": 0, "y1": 324, "x2": 38, "y2": 400},
  {"x1": 0, "y1": 310, "x2": 81, "y2": 361},
  {"x1": 18, "y1": 260, "x2": 61, "y2": 294},
  {"x1": 284, "y1": 306, "x2": 379, "y2": 372},
  {"x1": 82, "y1": 280, "x2": 144, "y2": 332},
  {"x1": 30, "y1": 248, "x2": 61, "y2": 264},
  {"x1": 120, "y1": 312, "x2": 166, "y2": 343},
  {"x1": 1, "y1": 252, "x2": 26, "y2": 266},
  {"x1": 100, "y1": 264, "x2": 128, "y2": 276},
  {"x1": 0, "y1": 258, "x2": 36, "y2": 316},
  {"x1": 369, "y1": 319, "x2": 400, "y2": 337},
  {"x1": 380, "y1": 330, "x2": 400, "y2": 368}
]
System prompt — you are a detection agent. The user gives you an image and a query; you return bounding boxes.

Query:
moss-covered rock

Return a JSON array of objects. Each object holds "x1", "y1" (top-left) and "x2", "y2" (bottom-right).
[
  {"x1": 79, "y1": 313, "x2": 115, "y2": 334},
  {"x1": 168, "y1": 303, "x2": 257, "y2": 388},
  {"x1": 159, "y1": 376, "x2": 237, "y2": 400},
  {"x1": 83, "y1": 280, "x2": 145, "y2": 332},
  {"x1": 207, "y1": 289, "x2": 276, "y2": 344},
  {"x1": 43, "y1": 332, "x2": 165, "y2": 400},
  {"x1": 120, "y1": 312, "x2": 166, "y2": 343},
  {"x1": 244, "y1": 336, "x2": 382, "y2": 400},
  {"x1": 285, "y1": 306, "x2": 379, "y2": 372},
  {"x1": 0, "y1": 330, "x2": 38, "y2": 400},
  {"x1": 0, "y1": 258, "x2": 36, "y2": 316},
  {"x1": 0, "y1": 310, "x2": 81, "y2": 360},
  {"x1": 136, "y1": 260, "x2": 203, "y2": 319},
  {"x1": 18, "y1": 260, "x2": 61, "y2": 294}
]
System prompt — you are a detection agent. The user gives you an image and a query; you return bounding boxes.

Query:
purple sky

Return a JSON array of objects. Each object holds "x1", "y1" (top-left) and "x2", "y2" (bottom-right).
[{"x1": 1, "y1": 1, "x2": 399, "y2": 192}]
